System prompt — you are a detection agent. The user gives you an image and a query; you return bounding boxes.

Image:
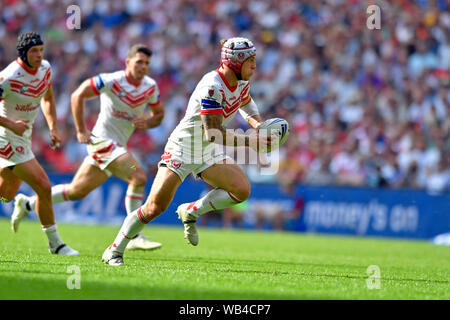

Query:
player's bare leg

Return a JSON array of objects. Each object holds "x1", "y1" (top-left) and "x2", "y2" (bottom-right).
[
  {"x1": 103, "y1": 166, "x2": 181, "y2": 265},
  {"x1": 9, "y1": 159, "x2": 78, "y2": 255},
  {"x1": 176, "y1": 159, "x2": 251, "y2": 245},
  {"x1": 107, "y1": 153, "x2": 162, "y2": 250},
  {"x1": 21, "y1": 160, "x2": 109, "y2": 214},
  {"x1": 0, "y1": 167, "x2": 22, "y2": 203}
]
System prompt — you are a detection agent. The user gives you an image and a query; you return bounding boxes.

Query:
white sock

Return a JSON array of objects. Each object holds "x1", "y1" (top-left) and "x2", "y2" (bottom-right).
[
  {"x1": 125, "y1": 190, "x2": 144, "y2": 215},
  {"x1": 28, "y1": 184, "x2": 69, "y2": 211},
  {"x1": 110, "y1": 207, "x2": 148, "y2": 254},
  {"x1": 42, "y1": 224, "x2": 64, "y2": 248},
  {"x1": 187, "y1": 188, "x2": 243, "y2": 220}
]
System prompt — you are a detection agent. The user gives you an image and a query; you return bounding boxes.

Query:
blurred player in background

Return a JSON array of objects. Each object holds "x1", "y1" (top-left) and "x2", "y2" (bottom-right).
[
  {"x1": 1, "y1": 31, "x2": 78, "y2": 255},
  {"x1": 102, "y1": 37, "x2": 277, "y2": 266},
  {"x1": 13, "y1": 44, "x2": 164, "y2": 251}
]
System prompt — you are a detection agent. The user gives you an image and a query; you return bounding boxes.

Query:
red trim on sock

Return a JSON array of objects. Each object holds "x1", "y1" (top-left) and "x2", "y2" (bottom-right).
[
  {"x1": 62, "y1": 184, "x2": 69, "y2": 201},
  {"x1": 137, "y1": 207, "x2": 150, "y2": 224},
  {"x1": 126, "y1": 194, "x2": 143, "y2": 200},
  {"x1": 209, "y1": 201, "x2": 217, "y2": 211},
  {"x1": 227, "y1": 192, "x2": 242, "y2": 203}
]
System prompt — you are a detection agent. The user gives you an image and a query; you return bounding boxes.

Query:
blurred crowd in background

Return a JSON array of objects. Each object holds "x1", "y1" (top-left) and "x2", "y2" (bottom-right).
[{"x1": 1, "y1": 0, "x2": 449, "y2": 195}]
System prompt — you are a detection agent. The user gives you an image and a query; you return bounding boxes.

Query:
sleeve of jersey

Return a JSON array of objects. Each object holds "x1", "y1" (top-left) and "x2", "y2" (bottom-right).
[
  {"x1": 90, "y1": 74, "x2": 107, "y2": 95},
  {"x1": 148, "y1": 83, "x2": 161, "y2": 107},
  {"x1": 200, "y1": 86, "x2": 223, "y2": 115},
  {"x1": 0, "y1": 74, "x2": 8, "y2": 101}
]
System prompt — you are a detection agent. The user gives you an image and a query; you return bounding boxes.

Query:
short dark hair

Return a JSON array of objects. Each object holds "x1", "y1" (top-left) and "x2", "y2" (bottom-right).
[{"x1": 127, "y1": 44, "x2": 152, "y2": 59}]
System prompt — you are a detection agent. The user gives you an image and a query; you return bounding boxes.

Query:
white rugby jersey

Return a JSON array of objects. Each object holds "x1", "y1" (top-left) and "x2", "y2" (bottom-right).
[
  {"x1": 0, "y1": 59, "x2": 52, "y2": 142},
  {"x1": 167, "y1": 69, "x2": 250, "y2": 152},
  {"x1": 89, "y1": 70, "x2": 161, "y2": 146}
]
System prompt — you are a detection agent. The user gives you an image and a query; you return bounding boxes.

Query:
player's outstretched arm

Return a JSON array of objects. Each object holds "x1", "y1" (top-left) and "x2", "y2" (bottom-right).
[
  {"x1": 41, "y1": 85, "x2": 61, "y2": 149},
  {"x1": 71, "y1": 79, "x2": 98, "y2": 144}
]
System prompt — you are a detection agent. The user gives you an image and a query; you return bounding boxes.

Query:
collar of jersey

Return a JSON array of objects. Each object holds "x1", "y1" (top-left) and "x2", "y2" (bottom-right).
[
  {"x1": 124, "y1": 70, "x2": 141, "y2": 88},
  {"x1": 215, "y1": 68, "x2": 237, "y2": 92},
  {"x1": 16, "y1": 58, "x2": 39, "y2": 75}
]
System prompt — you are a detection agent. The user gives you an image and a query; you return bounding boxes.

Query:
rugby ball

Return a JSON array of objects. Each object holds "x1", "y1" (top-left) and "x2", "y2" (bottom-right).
[{"x1": 258, "y1": 118, "x2": 290, "y2": 153}]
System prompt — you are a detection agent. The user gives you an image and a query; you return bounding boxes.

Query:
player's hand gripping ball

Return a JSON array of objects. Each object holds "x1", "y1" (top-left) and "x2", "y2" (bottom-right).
[{"x1": 257, "y1": 118, "x2": 290, "y2": 153}]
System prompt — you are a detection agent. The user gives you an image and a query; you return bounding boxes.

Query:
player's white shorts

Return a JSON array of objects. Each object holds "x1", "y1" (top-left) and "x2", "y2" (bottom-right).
[
  {"x1": 158, "y1": 141, "x2": 232, "y2": 182},
  {"x1": 84, "y1": 136, "x2": 127, "y2": 176},
  {"x1": 0, "y1": 136, "x2": 34, "y2": 169}
]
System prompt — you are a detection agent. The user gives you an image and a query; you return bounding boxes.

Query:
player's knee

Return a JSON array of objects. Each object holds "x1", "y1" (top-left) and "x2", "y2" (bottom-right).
[
  {"x1": 61, "y1": 183, "x2": 86, "y2": 200},
  {"x1": 34, "y1": 177, "x2": 52, "y2": 196},
  {"x1": 130, "y1": 168, "x2": 147, "y2": 187},
  {"x1": 142, "y1": 201, "x2": 166, "y2": 219},
  {"x1": 230, "y1": 180, "x2": 251, "y2": 202}
]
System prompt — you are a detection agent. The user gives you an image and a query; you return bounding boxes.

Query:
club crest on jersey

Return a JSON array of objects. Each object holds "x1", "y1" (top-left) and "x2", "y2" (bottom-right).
[
  {"x1": 170, "y1": 159, "x2": 182, "y2": 170},
  {"x1": 15, "y1": 146, "x2": 24, "y2": 154},
  {"x1": 20, "y1": 85, "x2": 28, "y2": 93},
  {"x1": 208, "y1": 89, "x2": 214, "y2": 97}
]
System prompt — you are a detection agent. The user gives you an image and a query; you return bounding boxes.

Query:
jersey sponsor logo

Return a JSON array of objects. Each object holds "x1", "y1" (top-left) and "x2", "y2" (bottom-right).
[
  {"x1": 15, "y1": 103, "x2": 39, "y2": 112},
  {"x1": 111, "y1": 109, "x2": 134, "y2": 121},
  {"x1": 161, "y1": 151, "x2": 172, "y2": 162},
  {"x1": 30, "y1": 78, "x2": 40, "y2": 83}
]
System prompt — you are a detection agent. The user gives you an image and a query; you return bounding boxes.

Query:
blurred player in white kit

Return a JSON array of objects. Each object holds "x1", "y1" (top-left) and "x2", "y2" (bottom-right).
[
  {"x1": 13, "y1": 44, "x2": 164, "y2": 251},
  {"x1": 1, "y1": 31, "x2": 78, "y2": 255},
  {"x1": 102, "y1": 37, "x2": 277, "y2": 266}
]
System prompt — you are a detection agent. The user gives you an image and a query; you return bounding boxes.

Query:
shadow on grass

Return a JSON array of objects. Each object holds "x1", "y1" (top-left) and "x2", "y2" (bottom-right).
[
  {"x1": 135, "y1": 256, "x2": 450, "y2": 285},
  {"x1": 0, "y1": 274, "x2": 327, "y2": 300}
]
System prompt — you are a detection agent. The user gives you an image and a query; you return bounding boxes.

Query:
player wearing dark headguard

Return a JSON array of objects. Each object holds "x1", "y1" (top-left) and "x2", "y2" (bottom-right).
[
  {"x1": 102, "y1": 37, "x2": 276, "y2": 266},
  {"x1": 1, "y1": 31, "x2": 78, "y2": 255}
]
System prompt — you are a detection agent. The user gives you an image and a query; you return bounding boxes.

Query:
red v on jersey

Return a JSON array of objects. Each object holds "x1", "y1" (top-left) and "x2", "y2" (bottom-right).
[
  {"x1": 9, "y1": 68, "x2": 51, "y2": 98},
  {"x1": 220, "y1": 82, "x2": 250, "y2": 118},
  {"x1": 111, "y1": 80, "x2": 155, "y2": 109}
]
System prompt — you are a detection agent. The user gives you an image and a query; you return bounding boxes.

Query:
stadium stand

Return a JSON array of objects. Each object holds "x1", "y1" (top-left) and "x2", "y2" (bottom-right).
[{"x1": 0, "y1": 0, "x2": 448, "y2": 193}]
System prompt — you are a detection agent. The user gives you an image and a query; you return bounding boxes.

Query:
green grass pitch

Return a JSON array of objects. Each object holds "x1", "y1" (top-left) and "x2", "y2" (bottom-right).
[{"x1": 0, "y1": 218, "x2": 448, "y2": 300}]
